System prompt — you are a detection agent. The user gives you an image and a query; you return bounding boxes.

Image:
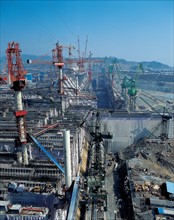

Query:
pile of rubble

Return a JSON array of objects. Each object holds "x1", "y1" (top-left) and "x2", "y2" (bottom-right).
[
  {"x1": 134, "y1": 181, "x2": 160, "y2": 194},
  {"x1": 120, "y1": 139, "x2": 174, "y2": 180},
  {"x1": 115, "y1": 138, "x2": 174, "y2": 219}
]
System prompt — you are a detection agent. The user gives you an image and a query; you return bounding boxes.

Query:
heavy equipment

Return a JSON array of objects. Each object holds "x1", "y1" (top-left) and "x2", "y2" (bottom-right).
[{"x1": 77, "y1": 110, "x2": 113, "y2": 217}]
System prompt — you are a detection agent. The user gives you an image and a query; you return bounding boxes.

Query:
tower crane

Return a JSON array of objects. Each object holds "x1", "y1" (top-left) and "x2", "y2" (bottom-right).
[
  {"x1": 87, "y1": 51, "x2": 93, "y2": 81},
  {"x1": 52, "y1": 42, "x2": 79, "y2": 114},
  {"x1": 76, "y1": 35, "x2": 88, "y2": 72},
  {"x1": 113, "y1": 61, "x2": 144, "y2": 110},
  {"x1": 70, "y1": 109, "x2": 112, "y2": 214},
  {"x1": 84, "y1": 35, "x2": 88, "y2": 60},
  {"x1": 58, "y1": 44, "x2": 75, "y2": 69},
  {"x1": 28, "y1": 42, "x2": 74, "y2": 95},
  {"x1": 127, "y1": 63, "x2": 144, "y2": 110},
  {"x1": 52, "y1": 42, "x2": 66, "y2": 95},
  {"x1": 139, "y1": 96, "x2": 172, "y2": 140},
  {"x1": 113, "y1": 58, "x2": 129, "y2": 94},
  {"x1": 74, "y1": 36, "x2": 103, "y2": 74},
  {"x1": 87, "y1": 57, "x2": 103, "y2": 83},
  {"x1": 107, "y1": 58, "x2": 117, "y2": 88},
  {"x1": 27, "y1": 43, "x2": 76, "y2": 105},
  {"x1": 6, "y1": 41, "x2": 29, "y2": 165}
]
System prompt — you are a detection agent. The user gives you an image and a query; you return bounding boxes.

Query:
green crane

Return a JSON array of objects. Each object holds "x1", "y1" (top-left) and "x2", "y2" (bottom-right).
[
  {"x1": 108, "y1": 58, "x2": 117, "y2": 87},
  {"x1": 127, "y1": 63, "x2": 144, "y2": 110}
]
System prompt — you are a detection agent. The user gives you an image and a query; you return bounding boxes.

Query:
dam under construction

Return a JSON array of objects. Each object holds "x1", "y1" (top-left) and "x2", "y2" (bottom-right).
[{"x1": 0, "y1": 41, "x2": 174, "y2": 220}]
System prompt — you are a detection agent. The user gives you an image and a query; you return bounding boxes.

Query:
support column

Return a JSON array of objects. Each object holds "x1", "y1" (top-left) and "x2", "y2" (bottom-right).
[
  {"x1": 60, "y1": 96, "x2": 65, "y2": 116},
  {"x1": 63, "y1": 130, "x2": 72, "y2": 188},
  {"x1": 59, "y1": 68, "x2": 63, "y2": 95},
  {"x1": 28, "y1": 143, "x2": 33, "y2": 160},
  {"x1": 22, "y1": 144, "x2": 29, "y2": 165},
  {"x1": 17, "y1": 152, "x2": 22, "y2": 164},
  {"x1": 15, "y1": 91, "x2": 23, "y2": 110},
  {"x1": 15, "y1": 90, "x2": 28, "y2": 165},
  {"x1": 76, "y1": 75, "x2": 79, "y2": 105}
]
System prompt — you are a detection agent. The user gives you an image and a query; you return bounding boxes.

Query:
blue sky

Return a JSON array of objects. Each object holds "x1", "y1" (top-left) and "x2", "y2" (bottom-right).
[{"x1": 0, "y1": 0, "x2": 173, "y2": 66}]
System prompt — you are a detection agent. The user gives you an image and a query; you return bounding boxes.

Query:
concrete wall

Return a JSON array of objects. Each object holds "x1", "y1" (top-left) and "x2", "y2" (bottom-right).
[{"x1": 100, "y1": 114, "x2": 173, "y2": 153}]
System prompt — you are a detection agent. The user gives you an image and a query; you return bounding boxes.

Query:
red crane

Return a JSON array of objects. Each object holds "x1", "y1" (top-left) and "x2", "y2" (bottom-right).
[
  {"x1": 52, "y1": 42, "x2": 75, "y2": 94},
  {"x1": 27, "y1": 42, "x2": 75, "y2": 95},
  {"x1": 6, "y1": 41, "x2": 28, "y2": 165},
  {"x1": 52, "y1": 42, "x2": 64, "y2": 95},
  {"x1": 87, "y1": 57, "x2": 103, "y2": 81}
]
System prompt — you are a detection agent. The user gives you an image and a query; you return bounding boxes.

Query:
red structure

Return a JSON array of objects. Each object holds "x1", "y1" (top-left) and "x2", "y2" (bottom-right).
[
  {"x1": 6, "y1": 42, "x2": 28, "y2": 147},
  {"x1": 6, "y1": 42, "x2": 27, "y2": 84},
  {"x1": 52, "y1": 43, "x2": 65, "y2": 94}
]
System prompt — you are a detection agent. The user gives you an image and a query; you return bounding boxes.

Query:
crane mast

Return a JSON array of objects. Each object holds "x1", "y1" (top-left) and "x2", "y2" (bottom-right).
[
  {"x1": 6, "y1": 41, "x2": 28, "y2": 165},
  {"x1": 128, "y1": 63, "x2": 143, "y2": 110},
  {"x1": 52, "y1": 42, "x2": 64, "y2": 95},
  {"x1": 52, "y1": 42, "x2": 75, "y2": 94}
]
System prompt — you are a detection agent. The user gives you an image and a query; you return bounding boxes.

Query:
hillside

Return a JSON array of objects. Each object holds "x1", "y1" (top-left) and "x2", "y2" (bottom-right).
[
  {"x1": 97, "y1": 57, "x2": 173, "y2": 71},
  {"x1": 0, "y1": 55, "x2": 173, "y2": 71}
]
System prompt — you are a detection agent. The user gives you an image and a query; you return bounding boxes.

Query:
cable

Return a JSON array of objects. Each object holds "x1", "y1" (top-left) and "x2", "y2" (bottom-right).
[{"x1": 49, "y1": 4, "x2": 77, "y2": 38}]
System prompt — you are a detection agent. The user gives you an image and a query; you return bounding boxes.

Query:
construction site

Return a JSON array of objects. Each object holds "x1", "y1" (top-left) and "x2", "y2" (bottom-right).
[{"x1": 0, "y1": 41, "x2": 174, "y2": 220}]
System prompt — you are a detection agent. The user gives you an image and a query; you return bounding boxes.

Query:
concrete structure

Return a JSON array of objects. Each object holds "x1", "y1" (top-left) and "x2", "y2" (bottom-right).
[
  {"x1": 63, "y1": 130, "x2": 72, "y2": 188},
  {"x1": 101, "y1": 112, "x2": 173, "y2": 152},
  {"x1": 1, "y1": 57, "x2": 174, "y2": 219}
]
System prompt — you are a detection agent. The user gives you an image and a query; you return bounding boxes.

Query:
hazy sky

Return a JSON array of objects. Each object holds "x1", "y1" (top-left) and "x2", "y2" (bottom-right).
[{"x1": 0, "y1": 0, "x2": 173, "y2": 66}]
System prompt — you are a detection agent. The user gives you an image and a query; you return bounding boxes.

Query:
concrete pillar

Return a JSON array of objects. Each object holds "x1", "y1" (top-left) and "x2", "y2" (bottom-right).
[
  {"x1": 44, "y1": 118, "x2": 48, "y2": 125},
  {"x1": 59, "y1": 68, "x2": 63, "y2": 94},
  {"x1": 17, "y1": 152, "x2": 22, "y2": 164},
  {"x1": 15, "y1": 91, "x2": 29, "y2": 165},
  {"x1": 22, "y1": 144, "x2": 28, "y2": 165},
  {"x1": 46, "y1": 112, "x2": 49, "y2": 119},
  {"x1": 28, "y1": 144, "x2": 33, "y2": 160},
  {"x1": 63, "y1": 130, "x2": 72, "y2": 188},
  {"x1": 60, "y1": 96, "x2": 65, "y2": 116},
  {"x1": 54, "y1": 108, "x2": 58, "y2": 117},
  {"x1": 76, "y1": 75, "x2": 79, "y2": 91},
  {"x1": 3, "y1": 111, "x2": 6, "y2": 118},
  {"x1": 50, "y1": 109, "x2": 54, "y2": 117},
  {"x1": 15, "y1": 91, "x2": 23, "y2": 110}
]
